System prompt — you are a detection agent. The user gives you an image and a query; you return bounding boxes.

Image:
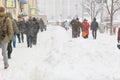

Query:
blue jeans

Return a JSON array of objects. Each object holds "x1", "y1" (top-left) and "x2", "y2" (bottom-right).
[{"x1": 13, "y1": 34, "x2": 16, "y2": 47}]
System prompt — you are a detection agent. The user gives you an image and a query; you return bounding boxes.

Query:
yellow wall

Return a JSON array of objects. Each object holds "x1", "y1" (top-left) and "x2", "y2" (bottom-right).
[
  {"x1": 0, "y1": 0, "x2": 4, "y2": 6},
  {"x1": 0, "y1": 0, "x2": 37, "y2": 20}
]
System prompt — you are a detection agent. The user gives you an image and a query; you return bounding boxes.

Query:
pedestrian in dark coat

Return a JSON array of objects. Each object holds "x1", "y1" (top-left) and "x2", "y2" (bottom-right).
[
  {"x1": 32, "y1": 17, "x2": 40, "y2": 45},
  {"x1": 17, "y1": 17, "x2": 26, "y2": 43},
  {"x1": 91, "y1": 18, "x2": 99, "y2": 39},
  {"x1": 76, "y1": 18, "x2": 82, "y2": 37},
  {"x1": 25, "y1": 18, "x2": 35, "y2": 48},
  {"x1": 70, "y1": 18, "x2": 81, "y2": 38},
  {"x1": 117, "y1": 27, "x2": 120, "y2": 43},
  {"x1": 117, "y1": 27, "x2": 120, "y2": 49}
]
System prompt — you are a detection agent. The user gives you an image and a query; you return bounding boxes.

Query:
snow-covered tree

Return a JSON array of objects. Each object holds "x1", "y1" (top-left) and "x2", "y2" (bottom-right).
[
  {"x1": 104, "y1": 0, "x2": 120, "y2": 35},
  {"x1": 82, "y1": 0, "x2": 102, "y2": 20}
]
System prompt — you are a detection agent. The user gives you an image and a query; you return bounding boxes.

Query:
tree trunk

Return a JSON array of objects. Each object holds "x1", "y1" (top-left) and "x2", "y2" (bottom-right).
[{"x1": 110, "y1": 15, "x2": 113, "y2": 35}]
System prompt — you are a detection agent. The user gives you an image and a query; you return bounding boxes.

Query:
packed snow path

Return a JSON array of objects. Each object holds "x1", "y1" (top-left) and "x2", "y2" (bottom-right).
[{"x1": 0, "y1": 25, "x2": 120, "y2": 80}]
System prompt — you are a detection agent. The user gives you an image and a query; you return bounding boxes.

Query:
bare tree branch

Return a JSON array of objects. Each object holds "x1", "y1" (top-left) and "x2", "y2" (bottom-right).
[
  {"x1": 113, "y1": 7, "x2": 120, "y2": 14},
  {"x1": 105, "y1": 0, "x2": 111, "y2": 15}
]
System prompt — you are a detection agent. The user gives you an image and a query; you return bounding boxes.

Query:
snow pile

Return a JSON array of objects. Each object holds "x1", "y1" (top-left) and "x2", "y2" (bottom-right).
[{"x1": 0, "y1": 25, "x2": 120, "y2": 80}]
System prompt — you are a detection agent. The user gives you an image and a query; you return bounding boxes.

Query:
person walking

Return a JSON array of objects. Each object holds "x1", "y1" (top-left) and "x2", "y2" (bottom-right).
[
  {"x1": 32, "y1": 17, "x2": 40, "y2": 45},
  {"x1": 12, "y1": 19, "x2": 19, "y2": 48},
  {"x1": 0, "y1": 6, "x2": 13, "y2": 69},
  {"x1": 90, "y1": 18, "x2": 99, "y2": 39},
  {"x1": 117, "y1": 27, "x2": 120, "y2": 49},
  {"x1": 39, "y1": 18, "x2": 46, "y2": 32},
  {"x1": 117, "y1": 27, "x2": 120, "y2": 43},
  {"x1": 17, "y1": 16, "x2": 26, "y2": 43},
  {"x1": 76, "y1": 18, "x2": 82, "y2": 37},
  {"x1": 25, "y1": 17, "x2": 34, "y2": 48},
  {"x1": 82, "y1": 19, "x2": 90, "y2": 39},
  {"x1": 6, "y1": 12, "x2": 19, "y2": 59},
  {"x1": 70, "y1": 18, "x2": 81, "y2": 38}
]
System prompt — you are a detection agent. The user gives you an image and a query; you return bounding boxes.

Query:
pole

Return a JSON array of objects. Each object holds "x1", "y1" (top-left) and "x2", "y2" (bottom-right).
[
  {"x1": 35, "y1": 0, "x2": 38, "y2": 14},
  {"x1": 101, "y1": 0, "x2": 104, "y2": 23},
  {"x1": 82, "y1": 0, "x2": 84, "y2": 21},
  {"x1": 75, "y1": 4, "x2": 78, "y2": 18}
]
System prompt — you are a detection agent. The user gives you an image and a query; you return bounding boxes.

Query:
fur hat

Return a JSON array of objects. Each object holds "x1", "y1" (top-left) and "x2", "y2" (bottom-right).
[{"x1": 0, "y1": 6, "x2": 5, "y2": 12}]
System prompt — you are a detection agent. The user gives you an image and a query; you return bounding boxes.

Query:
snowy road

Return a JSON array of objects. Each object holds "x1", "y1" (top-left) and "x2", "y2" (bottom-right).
[{"x1": 0, "y1": 25, "x2": 120, "y2": 80}]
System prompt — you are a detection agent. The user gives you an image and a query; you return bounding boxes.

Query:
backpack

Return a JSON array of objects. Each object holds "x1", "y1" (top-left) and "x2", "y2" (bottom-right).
[{"x1": 0, "y1": 16, "x2": 8, "y2": 40}]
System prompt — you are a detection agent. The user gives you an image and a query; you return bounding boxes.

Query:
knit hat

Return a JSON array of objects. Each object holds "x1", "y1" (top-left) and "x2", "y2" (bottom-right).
[
  {"x1": 84, "y1": 19, "x2": 87, "y2": 21},
  {"x1": 93, "y1": 17, "x2": 96, "y2": 21},
  {"x1": 0, "y1": 6, "x2": 5, "y2": 12}
]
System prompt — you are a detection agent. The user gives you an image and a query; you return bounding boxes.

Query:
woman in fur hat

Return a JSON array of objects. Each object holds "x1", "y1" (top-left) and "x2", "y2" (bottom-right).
[{"x1": 0, "y1": 6, "x2": 13, "y2": 69}]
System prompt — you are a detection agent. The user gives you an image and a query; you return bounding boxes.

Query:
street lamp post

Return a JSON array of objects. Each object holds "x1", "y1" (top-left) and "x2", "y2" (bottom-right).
[
  {"x1": 82, "y1": 0, "x2": 84, "y2": 21},
  {"x1": 75, "y1": 4, "x2": 78, "y2": 18},
  {"x1": 101, "y1": 0, "x2": 104, "y2": 23}
]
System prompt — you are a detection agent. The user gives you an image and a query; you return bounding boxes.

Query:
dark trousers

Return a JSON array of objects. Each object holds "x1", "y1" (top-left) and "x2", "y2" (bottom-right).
[
  {"x1": 17, "y1": 33, "x2": 24, "y2": 43},
  {"x1": 7, "y1": 40, "x2": 12, "y2": 58},
  {"x1": 32, "y1": 35, "x2": 37, "y2": 45},
  {"x1": 17, "y1": 34, "x2": 21, "y2": 43},
  {"x1": 32, "y1": 33, "x2": 38, "y2": 45},
  {"x1": 72, "y1": 30, "x2": 78, "y2": 38},
  {"x1": 92, "y1": 30, "x2": 97, "y2": 39},
  {"x1": 27, "y1": 35, "x2": 33, "y2": 48},
  {"x1": 21, "y1": 32, "x2": 24, "y2": 43}
]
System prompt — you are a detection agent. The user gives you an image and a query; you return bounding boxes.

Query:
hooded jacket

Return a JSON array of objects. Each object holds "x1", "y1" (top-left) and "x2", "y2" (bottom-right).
[
  {"x1": 91, "y1": 18, "x2": 98, "y2": 30},
  {"x1": 0, "y1": 7, "x2": 13, "y2": 42},
  {"x1": 82, "y1": 19, "x2": 90, "y2": 34},
  {"x1": 6, "y1": 12, "x2": 19, "y2": 35}
]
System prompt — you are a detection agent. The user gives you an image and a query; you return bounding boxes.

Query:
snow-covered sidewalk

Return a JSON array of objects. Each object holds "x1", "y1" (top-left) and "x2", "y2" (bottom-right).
[{"x1": 0, "y1": 25, "x2": 120, "y2": 80}]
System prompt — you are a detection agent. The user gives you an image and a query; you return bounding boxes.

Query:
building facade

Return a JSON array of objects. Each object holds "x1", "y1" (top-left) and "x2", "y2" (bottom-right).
[
  {"x1": 0, "y1": 0, "x2": 37, "y2": 19},
  {"x1": 37, "y1": 0, "x2": 82, "y2": 20}
]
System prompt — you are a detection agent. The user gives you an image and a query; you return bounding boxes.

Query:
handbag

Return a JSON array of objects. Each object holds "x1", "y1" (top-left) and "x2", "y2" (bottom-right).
[{"x1": 82, "y1": 31, "x2": 87, "y2": 37}]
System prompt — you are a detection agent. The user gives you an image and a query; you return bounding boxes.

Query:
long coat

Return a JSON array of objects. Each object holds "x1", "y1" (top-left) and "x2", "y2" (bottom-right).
[
  {"x1": 0, "y1": 12, "x2": 13, "y2": 42},
  {"x1": 82, "y1": 20, "x2": 90, "y2": 35}
]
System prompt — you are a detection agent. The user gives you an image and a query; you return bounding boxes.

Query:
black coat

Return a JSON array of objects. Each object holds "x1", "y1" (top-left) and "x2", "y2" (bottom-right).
[{"x1": 91, "y1": 20, "x2": 98, "y2": 30}]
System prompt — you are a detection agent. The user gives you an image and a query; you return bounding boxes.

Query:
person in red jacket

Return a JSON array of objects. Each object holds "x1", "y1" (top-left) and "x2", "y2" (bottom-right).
[
  {"x1": 117, "y1": 27, "x2": 120, "y2": 43},
  {"x1": 82, "y1": 19, "x2": 90, "y2": 38}
]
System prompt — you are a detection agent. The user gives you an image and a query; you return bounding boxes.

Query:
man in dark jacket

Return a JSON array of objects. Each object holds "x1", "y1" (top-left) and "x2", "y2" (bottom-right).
[
  {"x1": 91, "y1": 18, "x2": 99, "y2": 39},
  {"x1": 17, "y1": 17, "x2": 26, "y2": 43},
  {"x1": 70, "y1": 18, "x2": 81, "y2": 38},
  {"x1": 25, "y1": 18, "x2": 36, "y2": 48},
  {"x1": 32, "y1": 17, "x2": 40, "y2": 45}
]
